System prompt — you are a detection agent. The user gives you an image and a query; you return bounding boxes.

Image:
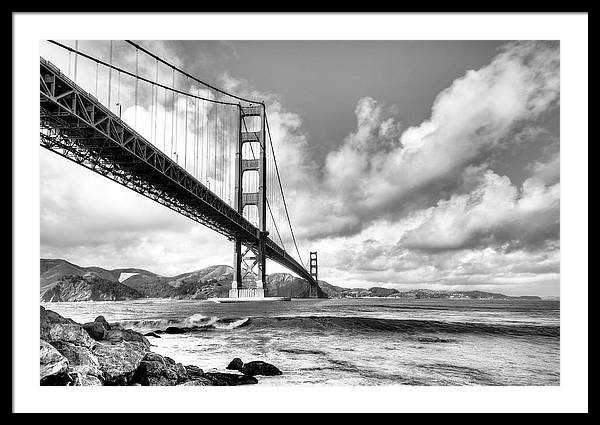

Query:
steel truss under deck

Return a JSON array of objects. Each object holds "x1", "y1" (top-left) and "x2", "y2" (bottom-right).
[{"x1": 39, "y1": 57, "x2": 317, "y2": 287}]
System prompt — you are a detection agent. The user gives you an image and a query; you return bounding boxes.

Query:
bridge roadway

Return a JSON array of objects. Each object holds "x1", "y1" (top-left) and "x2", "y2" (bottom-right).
[{"x1": 39, "y1": 57, "x2": 316, "y2": 286}]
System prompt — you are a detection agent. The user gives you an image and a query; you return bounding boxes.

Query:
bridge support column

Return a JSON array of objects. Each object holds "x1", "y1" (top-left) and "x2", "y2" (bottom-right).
[
  {"x1": 255, "y1": 231, "x2": 267, "y2": 294},
  {"x1": 309, "y1": 251, "x2": 319, "y2": 298},
  {"x1": 230, "y1": 103, "x2": 268, "y2": 299},
  {"x1": 231, "y1": 240, "x2": 242, "y2": 291}
]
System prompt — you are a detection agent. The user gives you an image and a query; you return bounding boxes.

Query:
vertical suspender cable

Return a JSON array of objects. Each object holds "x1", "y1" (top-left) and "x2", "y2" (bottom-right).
[
  {"x1": 73, "y1": 41, "x2": 78, "y2": 83},
  {"x1": 108, "y1": 40, "x2": 113, "y2": 110},
  {"x1": 228, "y1": 108, "x2": 231, "y2": 205},
  {"x1": 134, "y1": 47, "x2": 138, "y2": 128},
  {"x1": 150, "y1": 72, "x2": 154, "y2": 143},
  {"x1": 163, "y1": 87, "x2": 167, "y2": 152},
  {"x1": 150, "y1": 81, "x2": 154, "y2": 144},
  {"x1": 195, "y1": 90, "x2": 199, "y2": 179},
  {"x1": 117, "y1": 71, "x2": 121, "y2": 113},
  {"x1": 171, "y1": 69, "x2": 175, "y2": 158},
  {"x1": 154, "y1": 59, "x2": 159, "y2": 146},
  {"x1": 174, "y1": 90, "x2": 178, "y2": 162},
  {"x1": 184, "y1": 81, "x2": 188, "y2": 171},
  {"x1": 214, "y1": 102, "x2": 218, "y2": 193},
  {"x1": 207, "y1": 92, "x2": 211, "y2": 188},
  {"x1": 68, "y1": 50, "x2": 72, "y2": 79},
  {"x1": 200, "y1": 93, "x2": 204, "y2": 183}
]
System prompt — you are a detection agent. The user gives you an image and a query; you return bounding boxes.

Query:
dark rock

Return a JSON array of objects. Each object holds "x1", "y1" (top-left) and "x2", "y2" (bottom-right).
[
  {"x1": 40, "y1": 306, "x2": 78, "y2": 341},
  {"x1": 184, "y1": 365, "x2": 205, "y2": 380},
  {"x1": 45, "y1": 322, "x2": 96, "y2": 349},
  {"x1": 144, "y1": 331, "x2": 161, "y2": 338},
  {"x1": 179, "y1": 377, "x2": 213, "y2": 386},
  {"x1": 83, "y1": 321, "x2": 106, "y2": 340},
  {"x1": 41, "y1": 307, "x2": 95, "y2": 348},
  {"x1": 109, "y1": 322, "x2": 125, "y2": 330},
  {"x1": 143, "y1": 352, "x2": 166, "y2": 363},
  {"x1": 175, "y1": 363, "x2": 188, "y2": 383},
  {"x1": 92, "y1": 341, "x2": 148, "y2": 385},
  {"x1": 241, "y1": 361, "x2": 282, "y2": 377},
  {"x1": 135, "y1": 360, "x2": 178, "y2": 386},
  {"x1": 94, "y1": 315, "x2": 111, "y2": 330},
  {"x1": 40, "y1": 372, "x2": 74, "y2": 386},
  {"x1": 164, "y1": 326, "x2": 188, "y2": 334},
  {"x1": 82, "y1": 316, "x2": 113, "y2": 341},
  {"x1": 68, "y1": 372, "x2": 103, "y2": 386},
  {"x1": 226, "y1": 357, "x2": 244, "y2": 371},
  {"x1": 50, "y1": 340, "x2": 103, "y2": 382},
  {"x1": 203, "y1": 372, "x2": 258, "y2": 386},
  {"x1": 40, "y1": 340, "x2": 69, "y2": 382},
  {"x1": 131, "y1": 352, "x2": 179, "y2": 386},
  {"x1": 103, "y1": 328, "x2": 151, "y2": 349}
]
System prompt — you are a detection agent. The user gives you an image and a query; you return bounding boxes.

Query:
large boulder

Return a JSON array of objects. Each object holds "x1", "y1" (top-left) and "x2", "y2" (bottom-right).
[
  {"x1": 203, "y1": 372, "x2": 258, "y2": 386},
  {"x1": 40, "y1": 306, "x2": 79, "y2": 341},
  {"x1": 45, "y1": 322, "x2": 96, "y2": 348},
  {"x1": 226, "y1": 357, "x2": 282, "y2": 376},
  {"x1": 241, "y1": 361, "x2": 282, "y2": 377},
  {"x1": 174, "y1": 362, "x2": 188, "y2": 383},
  {"x1": 131, "y1": 352, "x2": 188, "y2": 386},
  {"x1": 164, "y1": 326, "x2": 188, "y2": 334},
  {"x1": 50, "y1": 340, "x2": 103, "y2": 384},
  {"x1": 82, "y1": 314, "x2": 150, "y2": 349},
  {"x1": 92, "y1": 341, "x2": 148, "y2": 385},
  {"x1": 226, "y1": 357, "x2": 244, "y2": 371},
  {"x1": 68, "y1": 372, "x2": 103, "y2": 386},
  {"x1": 134, "y1": 359, "x2": 178, "y2": 386},
  {"x1": 82, "y1": 321, "x2": 106, "y2": 340},
  {"x1": 103, "y1": 328, "x2": 151, "y2": 349},
  {"x1": 41, "y1": 307, "x2": 95, "y2": 348},
  {"x1": 40, "y1": 340, "x2": 69, "y2": 383},
  {"x1": 94, "y1": 315, "x2": 111, "y2": 330},
  {"x1": 184, "y1": 365, "x2": 205, "y2": 380}
]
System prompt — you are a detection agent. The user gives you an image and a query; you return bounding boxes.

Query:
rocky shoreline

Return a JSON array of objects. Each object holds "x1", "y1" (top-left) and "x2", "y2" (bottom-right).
[{"x1": 40, "y1": 306, "x2": 281, "y2": 386}]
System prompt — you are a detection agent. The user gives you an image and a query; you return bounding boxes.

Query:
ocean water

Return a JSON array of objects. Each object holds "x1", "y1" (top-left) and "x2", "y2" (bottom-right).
[{"x1": 41, "y1": 298, "x2": 560, "y2": 386}]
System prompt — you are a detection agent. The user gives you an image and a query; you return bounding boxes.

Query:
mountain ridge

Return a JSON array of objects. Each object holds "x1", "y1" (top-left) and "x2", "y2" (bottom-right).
[{"x1": 39, "y1": 259, "x2": 543, "y2": 301}]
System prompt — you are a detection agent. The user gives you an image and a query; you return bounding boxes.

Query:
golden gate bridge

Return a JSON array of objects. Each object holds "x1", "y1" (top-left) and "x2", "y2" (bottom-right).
[{"x1": 39, "y1": 40, "x2": 319, "y2": 298}]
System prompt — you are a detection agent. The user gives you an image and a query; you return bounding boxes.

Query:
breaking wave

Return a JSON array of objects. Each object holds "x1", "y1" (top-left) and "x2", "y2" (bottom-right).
[
  {"x1": 245, "y1": 315, "x2": 560, "y2": 337},
  {"x1": 118, "y1": 314, "x2": 557, "y2": 338}
]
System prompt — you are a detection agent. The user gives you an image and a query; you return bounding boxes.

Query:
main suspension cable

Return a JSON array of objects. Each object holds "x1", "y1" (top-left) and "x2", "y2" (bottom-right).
[
  {"x1": 125, "y1": 40, "x2": 261, "y2": 106},
  {"x1": 47, "y1": 40, "x2": 239, "y2": 107}
]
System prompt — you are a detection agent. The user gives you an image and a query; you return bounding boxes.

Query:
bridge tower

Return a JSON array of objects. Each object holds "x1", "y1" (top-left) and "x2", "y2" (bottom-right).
[
  {"x1": 230, "y1": 104, "x2": 268, "y2": 298},
  {"x1": 309, "y1": 251, "x2": 319, "y2": 298}
]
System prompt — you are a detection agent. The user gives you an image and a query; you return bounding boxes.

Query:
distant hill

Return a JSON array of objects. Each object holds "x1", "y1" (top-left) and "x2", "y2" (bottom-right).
[
  {"x1": 266, "y1": 273, "x2": 328, "y2": 298},
  {"x1": 322, "y1": 286, "x2": 542, "y2": 300},
  {"x1": 39, "y1": 259, "x2": 331, "y2": 301},
  {"x1": 39, "y1": 259, "x2": 542, "y2": 302},
  {"x1": 316, "y1": 280, "x2": 350, "y2": 298},
  {"x1": 40, "y1": 275, "x2": 144, "y2": 302},
  {"x1": 40, "y1": 259, "x2": 115, "y2": 293}
]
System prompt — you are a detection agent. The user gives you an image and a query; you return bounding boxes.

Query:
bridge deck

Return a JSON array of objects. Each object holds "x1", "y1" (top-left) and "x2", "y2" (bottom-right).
[{"x1": 39, "y1": 57, "x2": 316, "y2": 285}]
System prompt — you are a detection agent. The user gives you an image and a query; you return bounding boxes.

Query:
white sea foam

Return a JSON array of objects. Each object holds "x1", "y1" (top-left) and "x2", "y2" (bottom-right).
[
  {"x1": 185, "y1": 314, "x2": 218, "y2": 326},
  {"x1": 213, "y1": 317, "x2": 250, "y2": 330}
]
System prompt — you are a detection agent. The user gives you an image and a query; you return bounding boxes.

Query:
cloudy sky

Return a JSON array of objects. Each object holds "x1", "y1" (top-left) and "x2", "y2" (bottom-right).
[{"x1": 40, "y1": 40, "x2": 560, "y2": 296}]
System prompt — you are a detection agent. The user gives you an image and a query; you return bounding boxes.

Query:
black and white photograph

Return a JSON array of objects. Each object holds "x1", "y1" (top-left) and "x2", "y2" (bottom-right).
[{"x1": 13, "y1": 12, "x2": 588, "y2": 413}]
